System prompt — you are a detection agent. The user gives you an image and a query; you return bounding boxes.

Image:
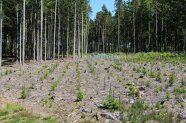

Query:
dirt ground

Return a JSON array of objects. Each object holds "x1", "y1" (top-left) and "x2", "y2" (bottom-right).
[{"x1": 0, "y1": 56, "x2": 185, "y2": 123}]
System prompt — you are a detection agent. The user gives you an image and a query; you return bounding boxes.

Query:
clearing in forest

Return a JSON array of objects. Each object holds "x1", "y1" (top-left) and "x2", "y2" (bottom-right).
[{"x1": 0, "y1": 53, "x2": 186, "y2": 123}]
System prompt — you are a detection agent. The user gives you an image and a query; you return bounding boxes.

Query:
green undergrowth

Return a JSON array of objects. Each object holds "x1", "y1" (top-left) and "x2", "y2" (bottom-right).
[
  {"x1": 36, "y1": 65, "x2": 48, "y2": 74},
  {"x1": 76, "y1": 63, "x2": 85, "y2": 101},
  {"x1": 100, "y1": 90, "x2": 121, "y2": 110},
  {"x1": 88, "y1": 52, "x2": 186, "y2": 64},
  {"x1": 50, "y1": 63, "x2": 70, "y2": 92},
  {"x1": 20, "y1": 86, "x2": 29, "y2": 99},
  {"x1": 111, "y1": 61, "x2": 123, "y2": 71},
  {"x1": 120, "y1": 100, "x2": 178, "y2": 123},
  {"x1": 0, "y1": 103, "x2": 57, "y2": 123},
  {"x1": 90, "y1": 53, "x2": 118, "y2": 60},
  {"x1": 174, "y1": 86, "x2": 186, "y2": 94},
  {"x1": 86, "y1": 60, "x2": 96, "y2": 75},
  {"x1": 128, "y1": 82, "x2": 139, "y2": 97},
  {"x1": 0, "y1": 69, "x2": 13, "y2": 79},
  {"x1": 40, "y1": 63, "x2": 59, "y2": 81},
  {"x1": 117, "y1": 52, "x2": 186, "y2": 64}
]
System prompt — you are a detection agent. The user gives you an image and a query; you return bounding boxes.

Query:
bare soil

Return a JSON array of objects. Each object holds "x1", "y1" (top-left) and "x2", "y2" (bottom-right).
[{"x1": 0, "y1": 57, "x2": 185, "y2": 123}]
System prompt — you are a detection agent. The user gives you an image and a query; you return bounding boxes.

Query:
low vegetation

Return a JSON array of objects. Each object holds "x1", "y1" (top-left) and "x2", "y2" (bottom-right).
[
  {"x1": 111, "y1": 61, "x2": 123, "y2": 71},
  {"x1": 20, "y1": 86, "x2": 29, "y2": 99},
  {"x1": 0, "y1": 52, "x2": 186, "y2": 122},
  {"x1": 0, "y1": 103, "x2": 57, "y2": 123},
  {"x1": 120, "y1": 99, "x2": 176, "y2": 123},
  {"x1": 40, "y1": 63, "x2": 59, "y2": 81},
  {"x1": 87, "y1": 60, "x2": 96, "y2": 75},
  {"x1": 0, "y1": 69, "x2": 13, "y2": 79},
  {"x1": 76, "y1": 63, "x2": 85, "y2": 101},
  {"x1": 119, "y1": 52, "x2": 186, "y2": 64},
  {"x1": 50, "y1": 63, "x2": 70, "y2": 92},
  {"x1": 156, "y1": 72, "x2": 163, "y2": 82},
  {"x1": 149, "y1": 69, "x2": 157, "y2": 78},
  {"x1": 100, "y1": 91, "x2": 120, "y2": 110},
  {"x1": 169, "y1": 73, "x2": 176, "y2": 86},
  {"x1": 155, "y1": 85, "x2": 162, "y2": 94},
  {"x1": 174, "y1": 86, "x2": 186, "y2": 94},
  {"x1": 36, "y1": 64, "x2": 48, "y2": 74},
  {"x1": 128, "y1": 82, "x2": 139, "y2": 97}
]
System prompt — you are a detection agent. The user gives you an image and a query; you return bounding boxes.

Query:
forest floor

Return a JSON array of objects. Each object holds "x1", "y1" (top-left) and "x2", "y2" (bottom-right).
[{"x1": 0, "y1": 53, "x2": 186, "y2": 123}]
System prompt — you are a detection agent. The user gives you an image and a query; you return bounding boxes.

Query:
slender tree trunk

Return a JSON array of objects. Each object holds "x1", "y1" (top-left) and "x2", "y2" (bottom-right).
[
  {"x1": 84, "y1": 31, "x2": 86, "y2": 52},
  {"x1": 81, "y1": 10, "x2": 84, "y2": 57},
  {"x1": 155, "y1": 5, "x2": 158, "y2": 51},
  {"x1": 33, "y1": 26, "x2": 36, "y2": 61},
  {"x1": 98, "y1": 26, "x2": 100, "y2": 52},
  {"x1": 133, "y1": 11, "x2": 136, "y2": 53},
  {"x1": 16, "y1": 5, "x2": 19, "y2": 64},
  {"x1": 49, "y1": 12, "x2": 53, "y2": 59},
  {"x1": 175, "y1": 13, "x2": 179, "y2": 52},
  {"x1": 53, "y1": 0, "x2": 57, "y2": 60},
  {"x1": 48, "y1": 22, "x2": 50, "y2": 59},
  {"x1": 183, "y1": 27, "x2": 186, "y2": 54},
  {"x1": 25, "y1": 21, "x2": 27, "y2": 59},
  {"x1": 37, "y1": 23, "x2": 39, "y2": 61},
  {"x1": 58, "y1": 13, "x2": 60, "y2": 60},
  {"x1": 66, "y1": 11, "x2": 69, "y2": 58},
  {"x1": 33, "y1": 13, "x2": 36, "y2": 61},
  {"x1": 109, "y1": 39, "x2": 111, "y2": 53},
  {"x1": 40, "y1": 0, "x2": 43, "y2": 61},
  {"x1": 22, "y1": 0, "x2": 25, "y2": 65},
  {"x1": 161, "y1": 18, "x2": 164, "y2": 52},
  {"x1": 102, "y1": 26, "x2": 105, "y2": 53},
  {"x1": 105, "y1": 27, "x2": 107, "y2": 53},
  {"x1": 29, "y1": 10, "x2": 33, "y2": 59},
  {"x1": 117, "y1": 10, "x2": 120, "y2": 52},
  {"x1": 164, "y1": 22, "x2": 167, "y2": 51},
  {"x1": 85, "y1": 21, "x2": 88, "y2": 53},
  {"x1": 73, "y1": 2, "x2": 76, "y2": 59},
  {"x1": 148, "y1": 14, "x2": 151, "y2": 52},
  {"x1": 78, "y1": 16, "x2": 80, "y2": 58},
  {"x1": 0, "y1": 0, "x2": 2, "y2": 66},
  {"x1": 44, "y1": 16, "x2": 47, "y2": 61},
  {"x1": 20, "y1": 19, "x2": 22, "y2": 64}
]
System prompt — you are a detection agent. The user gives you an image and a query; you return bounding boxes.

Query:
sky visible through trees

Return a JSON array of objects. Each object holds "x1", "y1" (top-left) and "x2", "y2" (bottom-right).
[{"x1": 90, "y1": 0, "x2": 115, "y2": 19}]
